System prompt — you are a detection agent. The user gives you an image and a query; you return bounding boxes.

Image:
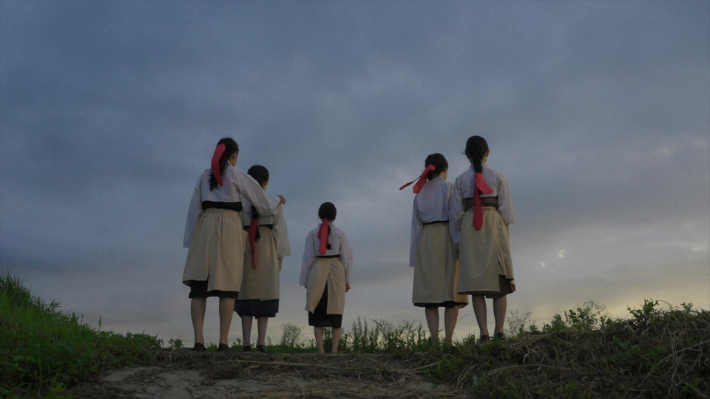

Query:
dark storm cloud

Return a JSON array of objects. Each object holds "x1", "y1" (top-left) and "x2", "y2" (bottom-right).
[{"x1": 1, "y1": 1, "x2": 708, "y2": 342}]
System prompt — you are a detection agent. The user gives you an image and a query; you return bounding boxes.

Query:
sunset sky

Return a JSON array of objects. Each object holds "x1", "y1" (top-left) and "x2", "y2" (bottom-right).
[{"x1": 1, "y1": 1, "x2": 708, "y2": 345}]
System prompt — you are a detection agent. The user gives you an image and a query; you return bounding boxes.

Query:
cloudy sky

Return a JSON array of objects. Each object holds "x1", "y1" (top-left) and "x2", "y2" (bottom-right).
[{"x1": 1, "y1": 1, "x2": 708, "y2": 345}]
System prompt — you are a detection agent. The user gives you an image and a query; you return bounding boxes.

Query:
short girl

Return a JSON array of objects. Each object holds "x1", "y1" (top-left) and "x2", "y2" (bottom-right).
[
  {"x1": 182, "y1": 138, "x2": 273, "y2": 352},
  {"x1": 299, "y1": 202, "x2": 353, "y2": 354},
  {"x1": 452, "y1": 136, "x2": 516, "y2": 342},
  {"x1": 236, "y1": 165, "x2": 290, "y2": 353},
  {"x1": 403, "y1": 153, "x2": 469, "y2": 347}
]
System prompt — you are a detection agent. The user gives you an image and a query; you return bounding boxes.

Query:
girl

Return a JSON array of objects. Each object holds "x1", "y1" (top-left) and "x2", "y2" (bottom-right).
[
  {"x1": 402, "y1": 153, "x2": 469, "y2": 347},
  {"x1": 451, "y1": 136, "x2": 516, "y2": 342},
  {"x1": 182, "y1": 138, "x2": 274, "y2": 352},
  {"x1": 299, "y1": 202, "x2": 353, "y2": 354},
  {"x1": 236, "y1": 165, "x2": 290, "y2": 353}
]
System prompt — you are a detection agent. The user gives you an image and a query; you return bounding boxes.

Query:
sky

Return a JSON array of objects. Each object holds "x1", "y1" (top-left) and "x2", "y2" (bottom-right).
[{"x1": 1, "y1": 1, "x2": 708, "y2": 345}]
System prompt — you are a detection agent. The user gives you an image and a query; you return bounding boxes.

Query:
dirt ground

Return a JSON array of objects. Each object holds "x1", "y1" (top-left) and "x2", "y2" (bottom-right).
[{"x1": 69, "y1": 352, "x2": 471, "y2": 399}]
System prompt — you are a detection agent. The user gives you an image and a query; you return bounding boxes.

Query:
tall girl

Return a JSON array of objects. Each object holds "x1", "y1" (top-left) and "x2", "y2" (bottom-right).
[
  {"x1": 402, "y1": 153, "x2": 469, "y2": 347},
  {"x1": 452, "y1": 136, "x2": 516, "y2": 342},
  {"x1": 299, "y1": 202, "x2": 353, "y2": 354},
  {"x1": 182, "y1": 138, "x2": 273, "y2": 352},
  {"x1": 236, "y1": 165, "x2": 290, "y2": 353}
]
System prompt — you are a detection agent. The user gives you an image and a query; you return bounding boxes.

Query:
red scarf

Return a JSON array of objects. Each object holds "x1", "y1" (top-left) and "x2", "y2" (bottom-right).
[
  {"x1": 472, "y1": 172, "x2": 494, "y2": 230},
  {"x1": 318, "y1": 219, "x2": 330, "y2": 255},
  {"x1": 211, "y1": 144, "x2": 226, "y2": 186},
  {"x1": 399, "y1": 165, "x2": 436, "y2": 193}
]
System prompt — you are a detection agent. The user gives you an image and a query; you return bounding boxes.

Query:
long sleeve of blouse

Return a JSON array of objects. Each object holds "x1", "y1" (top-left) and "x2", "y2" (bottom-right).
[
  {"x1": 231, "y1": 167, "x2": 273, "y2": 217},
  {"x1": 299, "y1": 232, "x2": 316, "y2": 287},
  {"x1": 409, "y1": 199, "x2": 423, "y2": 267},
  {"x1": 183, "y1": 178, "x2": 204, "y2": 248},
  {"x1": 299, "y1": 224, "x2": 353, "y2": 286},
  {"x1": 272, "y1": 204, "x2": 291, "y2": 258}
]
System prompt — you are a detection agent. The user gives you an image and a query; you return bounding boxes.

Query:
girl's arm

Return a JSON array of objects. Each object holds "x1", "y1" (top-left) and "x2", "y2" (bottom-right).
[
  {"x1": 449, "y1": 176, "x2": 465, "y2": 232},
  {"x1": 272, "y1": 204, "x2": 291, "y2": 259},
  {"x1": 447, "y1": 182, "x2": 461, "y2": 253},
  {"x1": 409, "y1": 198, "x2": 423, "y2": 267},
  {"x1": 340, "y1": 233, "x2": 354, "y2": 286},
  {"x1": 299, "y1": 232, "x2": 316, "y2": 287},
  {"x1": 183, "y1": 177, "x2": 203, "y2": 248},
  {"x1": 497, "y1": 174, "x2": 516, "y2": 224},
  {"x1": 233, "y1": 168, "x2": 273, "y2": 216}
]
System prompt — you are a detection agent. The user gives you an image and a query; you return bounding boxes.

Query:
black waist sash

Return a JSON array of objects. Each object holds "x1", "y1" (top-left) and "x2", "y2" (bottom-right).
[
  {"x1": 202, "y1": 201, "x2": 242, "y2": 212},
  {"x1": 422, "y1": 220, "x2": 449, "y2": 226},
  {"x1": 316, "y1": 255, "x2": 340, "y2": 259},
  {"x1": 243, "y1": 224, "x2": 274, "y2": 231},
  {"x1": 463, "y1": 196, "x2": 498, "y2": 211}
]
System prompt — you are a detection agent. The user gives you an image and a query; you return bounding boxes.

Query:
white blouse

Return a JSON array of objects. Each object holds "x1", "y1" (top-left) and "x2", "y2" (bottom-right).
[
  {"x1": 451, "y1": 163, "x2": 516, "y2": 231},
  {"x1": 299, "y1": 223, "x2": 354, "y2": 286},
  {"x1": 241, "y1": 194, "x2": 292, "y2": 258},
  {"x1": 183, "y1": 164, "x2": 273, "y2": 248},
  {"x1": 410, "y1": 177, "x2": 460, "y2": 267}
]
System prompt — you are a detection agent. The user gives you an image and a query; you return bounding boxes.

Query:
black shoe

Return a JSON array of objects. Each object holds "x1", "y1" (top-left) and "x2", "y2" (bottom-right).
[
  {"x1": 495, "y1": 332, "x2": 506, "y2": 340},
  {"x1": 192, "y1": 342, "x2": 206, "y2": 352},
  {"x1": 256, "y1": 344, "x2": 267, "y2": 353},
  {"x1": 479, "y1": 335, "x2": 490, "y2": 343},
  {"x1": 241, "y1": 345, "x2": 252, "y2": 352},
  {"x1": 217, "y1": 343, "x2": 230, "y2": 352}
]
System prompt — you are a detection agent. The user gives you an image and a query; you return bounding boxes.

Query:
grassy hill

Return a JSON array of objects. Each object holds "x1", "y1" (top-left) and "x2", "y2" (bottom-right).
[{"x1": 1, "y1": 272, "x2": 708, "y2": 398}]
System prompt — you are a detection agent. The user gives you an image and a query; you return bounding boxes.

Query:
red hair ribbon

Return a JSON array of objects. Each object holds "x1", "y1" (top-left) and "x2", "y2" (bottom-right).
[
  {"x1": 399, "y1": 165, "x2": 436, "y2": 193},
  {"x1": 211, "y1": 144, "x2": 226, "y2": 186},
  {"x1": 248, "y1": 218, "x2": 258, "y2": 269},
  {"x1": 318, "y1": 219, "x2": 329, "y2": 255},
  {"x1": 472, "y1": 173, "x2": 494, "y2": 230}
]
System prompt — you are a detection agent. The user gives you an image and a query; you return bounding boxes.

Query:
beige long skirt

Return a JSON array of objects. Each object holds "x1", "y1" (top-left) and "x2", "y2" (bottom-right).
[
  {"x1": 305, "y1": 258, "x2": 346, "y2": 315},
  {"x1": 183, "y1": 209, "x2": 247, "y2": 292},
  {"x1": 240, "y1": 226, "x2": 280, "y2": 300},
  {"x1": 412, "y1": 223, "x2": 469, "y2": 307},
  {"x1": 458, "y1": 207, "x2": 515, "y2": 296}
]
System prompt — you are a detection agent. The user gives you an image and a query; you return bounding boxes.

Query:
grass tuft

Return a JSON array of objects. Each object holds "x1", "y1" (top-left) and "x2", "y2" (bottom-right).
[{"x1": 0, "y1": 272, "x2": 163, "y2": 398}]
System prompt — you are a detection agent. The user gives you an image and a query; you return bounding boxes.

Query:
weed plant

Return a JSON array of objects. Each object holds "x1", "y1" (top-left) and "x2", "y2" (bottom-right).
[
  {"x1": 3, "y1": 270, "x2": 709, "y2": 399},
  {"x1": 428, "y1": 300, "x2": 710, "y2": 398},
  {"x1": 0, "y1": 273, "x2": 162, "y2": 398}
]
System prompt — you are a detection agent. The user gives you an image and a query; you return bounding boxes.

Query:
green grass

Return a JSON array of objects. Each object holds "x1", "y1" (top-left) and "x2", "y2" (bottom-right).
[
  {"x1": 3, "y1": 270, "x2": 709, "y2": 399},
  {"x1": 0, "y1": 273, "x2": 162, "y2": 398},
  {"x1": 266, "y1": 300, "x2": 709, "y2": 398}
]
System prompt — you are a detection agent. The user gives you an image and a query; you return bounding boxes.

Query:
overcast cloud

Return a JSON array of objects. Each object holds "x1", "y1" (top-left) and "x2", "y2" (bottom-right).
[{"x1": 1, "y1": 1, "x2": 708, "y2": 344}]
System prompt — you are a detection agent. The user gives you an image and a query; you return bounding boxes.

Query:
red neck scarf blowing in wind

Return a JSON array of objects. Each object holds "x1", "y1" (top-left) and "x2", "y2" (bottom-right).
[
  {"x1": 472, "y1": 170, "x2": 494, "y2": 230},
  {"x1": 318, "y1": 219, "x2": 330, "y2": 255},
  {"x1": 399, "y1": 165, "x2": 436, "y2": 194},
  {"x1": 211, "y1": 144, "x2": 226, "y2": 186}
]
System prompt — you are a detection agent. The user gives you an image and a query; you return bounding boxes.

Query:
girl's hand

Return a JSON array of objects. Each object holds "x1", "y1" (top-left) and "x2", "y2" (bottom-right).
[
  {"x1": 345, "y1": 283, "x2": 351, "y2": 292},
  {"x1": 278, "y1": 195, "x2": 286, "y2": 205}
]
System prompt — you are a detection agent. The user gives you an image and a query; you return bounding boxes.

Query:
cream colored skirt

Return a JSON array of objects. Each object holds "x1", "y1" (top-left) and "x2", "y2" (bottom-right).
[
  {"x1": 183, "y1": 209, "x2": 247, "y2": 292},
  {"x1": 412, "y1": 223, "x2": 469, "y2": 307},
  {"x1": 305, "y1": 258, "x2": 346, "y2": 315},
  {"x1": 240, "y1": 226, "x2": 280, "y2": 301},
  {"x1": 458, "y1": 207, "x2": 515, "y2": 295}
]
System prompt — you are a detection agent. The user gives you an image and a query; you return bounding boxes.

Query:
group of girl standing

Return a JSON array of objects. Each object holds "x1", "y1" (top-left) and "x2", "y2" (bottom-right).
[
  {"x1": 182, "y1": 137, "x2": 352, "y2": 353},
  {"x1": 181, "y1": 134, "x2": 514, "y2": 353},
  {"x1": 405, "y1": 135, "x2": 516, "y2": 345}
]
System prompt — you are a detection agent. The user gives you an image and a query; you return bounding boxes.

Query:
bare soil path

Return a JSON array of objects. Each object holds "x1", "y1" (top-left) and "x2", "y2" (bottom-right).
[{"x1": 69, "y1": 352, "x2": 470, "y2": 398}]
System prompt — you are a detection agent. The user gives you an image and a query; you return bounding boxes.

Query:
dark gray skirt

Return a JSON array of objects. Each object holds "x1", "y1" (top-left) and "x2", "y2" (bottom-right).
[
  {"x1": 188, "y1": 280, "x2": 239, "y2": 299},
  {"x1": 467, "y1": 275, "x2": 514, "y2": 298},
  {"x1": 308, "y1": 286, "x2": 343, "y2": 328},
  {"x1": 235, "y1": 299, "x2": 279, "y2": 318}
]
